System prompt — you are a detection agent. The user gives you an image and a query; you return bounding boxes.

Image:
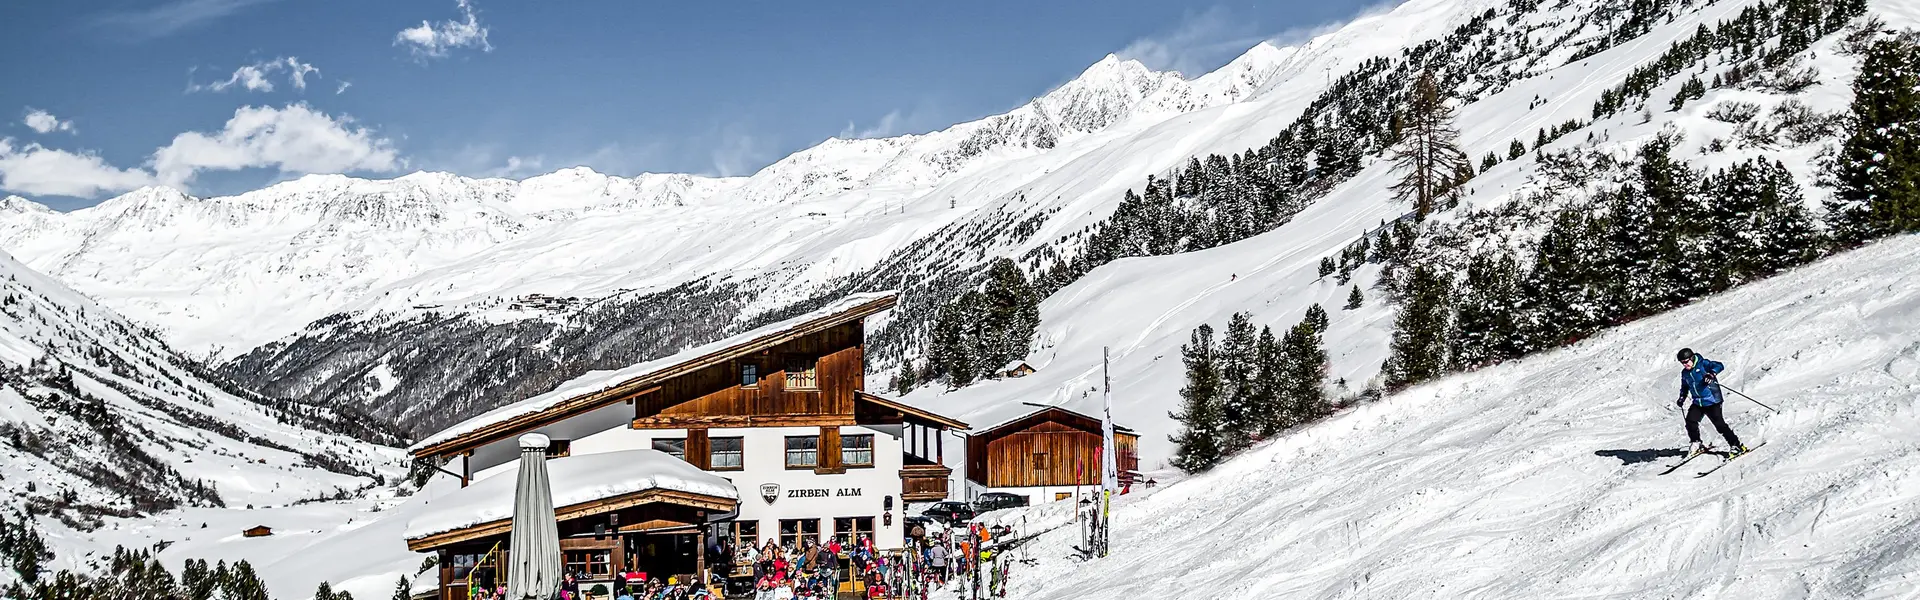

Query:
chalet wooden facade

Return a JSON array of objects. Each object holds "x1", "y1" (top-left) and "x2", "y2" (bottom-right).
[
  {"x1": 964, "y1": 406, "x2": 1140, "y2": 503},
  {"x1": 405, "y1": 292, "x2": 967, "y2": 600}
]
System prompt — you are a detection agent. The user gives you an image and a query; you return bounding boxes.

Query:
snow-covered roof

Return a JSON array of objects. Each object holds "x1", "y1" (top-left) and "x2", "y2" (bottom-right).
[
  {"x1": 403, "y1": 449, "x2": 737, "y2": 541},
  {"x1": 966, "y1": 402, "x2": 1134, "y2": 437},
  {"x1": 411, "y1": 292, "x2": 896, "y2": 455}
]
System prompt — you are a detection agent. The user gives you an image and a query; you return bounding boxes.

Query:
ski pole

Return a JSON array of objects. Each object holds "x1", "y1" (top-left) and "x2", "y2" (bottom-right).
[{"x1": 1719, "y1": 384, "x2": 1780, "y2": 413}]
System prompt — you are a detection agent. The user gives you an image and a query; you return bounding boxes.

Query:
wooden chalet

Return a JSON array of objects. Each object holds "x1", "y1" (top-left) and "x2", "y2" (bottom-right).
[
  {"x1": 405, "y1": 292, "x2": 968, "y2": 598},
  {"x1": 964, "y1": 405, "x2": 1140, "y2": 502}
]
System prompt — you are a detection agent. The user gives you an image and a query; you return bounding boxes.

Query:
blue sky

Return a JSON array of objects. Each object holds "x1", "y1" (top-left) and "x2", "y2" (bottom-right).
[{"x1": 1, "y1": 0, "x2": 1382, "y2": 210}]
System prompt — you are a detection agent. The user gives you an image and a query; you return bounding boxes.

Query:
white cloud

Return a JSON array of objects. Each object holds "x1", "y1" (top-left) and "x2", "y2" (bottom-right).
[
  {"x1": 395, "y1": 0, "x2": 492, "y2": 60},
  {"x1": 150, "y1": 103, "x2": 401, "y2": 188},
  {"x1": 90, "y1": 0, "x2": 277, "y2": 42},
  {"x1": 839, "y1": 109, "x2": 908, "y2": 140},
  {"x1": 188, "y1": 57, "x2": 321, "y2": 93},
  {"x1": 1117, "y1": 6, "x2": 1269, "y2": 77},
  {"x1": 442, "y1": 143, "x2": 547, "y2": 179},
  {"x1": 708, "y1": 125, "x2": 770, "y2": 178},
  {"x1": 22, "y1": 108, "x2": 75, "y2": 134},
  {"x1": 336, "y1": 81, "x2": 353, "y2": 95},
  {"x1": 0, "y1": 138, "x2": 154, "y2": 198}
]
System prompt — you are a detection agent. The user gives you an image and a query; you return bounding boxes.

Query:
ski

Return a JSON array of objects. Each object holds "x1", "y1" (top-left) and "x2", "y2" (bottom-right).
[
  {"x1": 1694, "y1": 442, "x2": 1766, "y2": 478},
  {"x1": 1657, "y1": 448, "x2": 1714, "y2": 475}
]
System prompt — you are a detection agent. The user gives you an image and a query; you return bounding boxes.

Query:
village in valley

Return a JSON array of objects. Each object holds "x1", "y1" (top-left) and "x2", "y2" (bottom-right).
[{"x1": 1, "y1": 0, "x2": 1918, "y2": 598}]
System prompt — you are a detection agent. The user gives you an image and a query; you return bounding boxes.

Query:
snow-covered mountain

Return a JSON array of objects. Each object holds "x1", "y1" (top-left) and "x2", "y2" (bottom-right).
[
  {"x1": 0, "y1": 49, "x2": 1288, "y2": 361},
  {"x1": 0, "y1": 247, "x2": 404, "y2": 537},
  {"x1": 3, "y1": 0, "x2": 1905, "y2": 454}
]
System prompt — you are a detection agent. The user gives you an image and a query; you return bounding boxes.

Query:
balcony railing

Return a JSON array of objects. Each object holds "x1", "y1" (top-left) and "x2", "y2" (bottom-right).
[{"x1": 900, "y1": 464, "x2": 951, "y2": 502}]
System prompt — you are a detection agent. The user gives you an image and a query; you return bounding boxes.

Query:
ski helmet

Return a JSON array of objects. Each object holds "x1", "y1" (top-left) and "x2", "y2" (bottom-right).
[{"x1": 1676, "y1": 348, "x2": 1695, "y2": 363}]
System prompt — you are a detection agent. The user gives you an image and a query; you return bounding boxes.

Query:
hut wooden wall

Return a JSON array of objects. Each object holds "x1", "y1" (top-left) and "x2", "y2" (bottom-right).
[
  {"x1": 983, "y1": 422, "x2": 1105, "y2": 487},
  {"x1": 631, "y1": 322, "x2": 865, "y2": 424}
]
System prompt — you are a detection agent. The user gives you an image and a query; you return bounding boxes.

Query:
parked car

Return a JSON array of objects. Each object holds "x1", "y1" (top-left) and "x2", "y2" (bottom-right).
[
  {"x1": 973, "y1": 492, "x2": 1030, "y2": 513},
  {"x1": 923, "y1": 501, "x2": 976, "y2": 525}
]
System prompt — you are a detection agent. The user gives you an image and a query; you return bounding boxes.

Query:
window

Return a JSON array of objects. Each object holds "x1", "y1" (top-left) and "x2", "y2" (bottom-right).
[
  {"x1": 653, "y1": 438, "x2": 686, "y2": 461},
  {"x1": 545, "y1": 439, "x2": 571, "y2": 458},
  {"x1": 1055, "y1": 492, "x2": 1072, "y2": 501},
  {"x1": 841, "y1": 434, "x2": 874, "y2": 468},
  {"x1": 784, "y1": 355, "x2": 818, "y2": 390},
  {"x1": 1032, "y1": 452, "x2": 1048, "y2": 470},
  {"x1": 740, "y1": 362, "x2": 759, "y2": 387},
  {"x1": 731, "y1": 520, "x2": 760, "y2": 551},
  {"x1": 711, "y1": 437, "x2": 744, "y2": 470},
  {"x1": 833, "y1": 516, "x2": 875, "y2": 547},
  {"x1": 785, "y1": 436, "x2": 819, "y2": 469},
  {"x1": 778, "y1": 519, "x2": 820, "y2": 549},
  {"x1": 449, "y1": 551, "x2": 499, "y2": 583},
  {"x1": 562, "y1": 550, "x2": 611, "y2": 577}
]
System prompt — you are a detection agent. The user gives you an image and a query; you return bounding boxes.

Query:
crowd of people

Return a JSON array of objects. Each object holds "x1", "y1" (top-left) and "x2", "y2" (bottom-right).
[
  {"x1": 465, "y1": 523, "x2": 1017, "y2": 600},
  {"x1": 726, "y1": 525, "x2": 1007, "y2": 600}
]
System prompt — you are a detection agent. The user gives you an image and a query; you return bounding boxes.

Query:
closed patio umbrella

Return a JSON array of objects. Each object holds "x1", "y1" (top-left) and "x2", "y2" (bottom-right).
[{"x1": 507, "y1": 433, "x2": 561, "y2": 600}]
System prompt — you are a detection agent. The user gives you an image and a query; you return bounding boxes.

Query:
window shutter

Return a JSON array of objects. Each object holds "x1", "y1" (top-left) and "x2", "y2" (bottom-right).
[
  {"x1": 817, "y1": 426, "x2": 843, "y2": 474},
  {"x1": 688, "y1": 429, "x2": 711, "y2": 470}
]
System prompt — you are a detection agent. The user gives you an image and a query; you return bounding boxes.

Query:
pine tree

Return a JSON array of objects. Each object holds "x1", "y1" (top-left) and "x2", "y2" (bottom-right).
[
  {"x1": 1707, "y1": 159, "x2": 1826, "y2": 285},
  {"x1": 1744, "y1": 160, "x2": 1825, "y2": 273},
  {"x1": 1508, "y1": 139, "x2": 1527, "y2": 160},
  {"x1": 224, "y1": 560, "x2": 270, "y2": 600},
  {"x1": 1516, "y1": 210, "x2": 1610, "y2": 351},
  {"x1": 975, "y1": 258, "x2": 1040, "y2": 376},
  {"x1": 1384, "y1": 266, "x2": 1453, "y2": 388},
  {"x1": 1481, "y1": 152, "x2": 1500, "y2": 172},
  {"x1": 1345, "y1": 285, "x2": 1364, "y2": 310},
  {"x1": 1449, "y1": 250, "x2": 1521, "y2": 369},
  {"x1": 1669, "y1": 75, "x2": 1706, "y2": 111},
  {"x1": 183, "y1": 559, "x2": 216, "y2": 600},
  {"x1": 1319, "y1": 256, "x2": 1336, "y2": 278},
  {"x1": 0, "y1": 513, "x2": 50, "y2": 585},
  {"x1": 391, "y1": 577, "x2": 411, "y2": 600},
  {"x1": 893, "y1": 360, "x2": 917, "y2": 395},
  {"x1": 314, "y1": 582, "x2": 335, "y2": 600},
  {"x1": 1607, "y1": 134, "x2": 1701, "y2": 315},
  {"x1": 1216, "y1": 313, "x2": 1258, "y2": 452},
  {"x1": 927, "y1": 300, "x2": 967, "y2": 386},
  {"x1": 1278, "y1": 319, "x2": 1330, "y2": 426},
  {"x1": 1304, "y1": 304, "x2": 1330, "y2": 333},
  {"x1": 1388, "y1": 71, "x2": 1473, "y2": 219},
  {"x1": 1827, "y1": 36, "x2": 1920, "y2": 245},
  {"x1": 1249, "y1": 325, "x2": 1283, "y2": 437},
  {"x1": 1170, "y1": 325, "x2": 1225, "y2": 472}
]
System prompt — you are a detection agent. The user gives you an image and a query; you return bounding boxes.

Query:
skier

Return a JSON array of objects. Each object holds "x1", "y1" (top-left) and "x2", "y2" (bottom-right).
[{"x1": 1675, "y1": 348, "x2": 1748, "y2": 458}]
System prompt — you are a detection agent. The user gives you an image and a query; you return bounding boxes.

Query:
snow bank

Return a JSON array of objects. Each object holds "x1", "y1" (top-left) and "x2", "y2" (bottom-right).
[{"x1": 403, "y1": 449, "x2": 738, "y2": 540}]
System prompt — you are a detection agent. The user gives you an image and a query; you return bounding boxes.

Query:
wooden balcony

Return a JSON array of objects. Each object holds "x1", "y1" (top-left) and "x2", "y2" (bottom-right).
[{"x1": 900, "y1": 464, "x2": 952, "y2": 502}]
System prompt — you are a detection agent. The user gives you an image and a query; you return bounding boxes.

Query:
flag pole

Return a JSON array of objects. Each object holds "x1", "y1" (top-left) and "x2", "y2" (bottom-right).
[{"x1": 1099, "y1": 346, "x2": 1117, "y2": 558}]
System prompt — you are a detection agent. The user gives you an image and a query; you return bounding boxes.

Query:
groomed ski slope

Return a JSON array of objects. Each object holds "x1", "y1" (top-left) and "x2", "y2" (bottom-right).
[{"x1": 983, "y1": 234, "x2": 1920, "y2": 599}]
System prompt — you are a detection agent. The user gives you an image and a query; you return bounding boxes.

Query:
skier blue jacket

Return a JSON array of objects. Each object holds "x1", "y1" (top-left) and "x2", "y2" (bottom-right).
[{"x1": 1679, "y1": 356, "x2": 1726, "y2": 406}]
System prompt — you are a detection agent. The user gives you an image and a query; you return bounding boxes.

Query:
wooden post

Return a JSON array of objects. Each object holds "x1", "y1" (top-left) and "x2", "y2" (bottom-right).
[
  {"x1": 936, "y1": 430, "x2": 944, "y2": 464},
  {"x1": 461, "y1": 452, "x2": 472, "y2": 488},
  {"x1": 695, "y1": 518, "x2": 707, "y2": 589}
]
